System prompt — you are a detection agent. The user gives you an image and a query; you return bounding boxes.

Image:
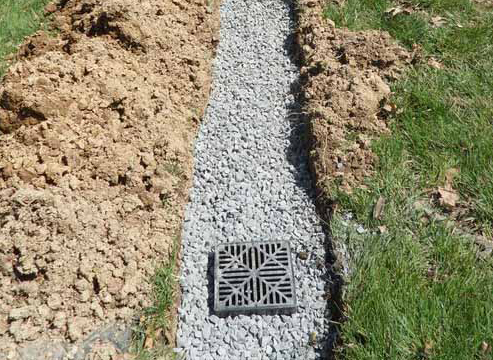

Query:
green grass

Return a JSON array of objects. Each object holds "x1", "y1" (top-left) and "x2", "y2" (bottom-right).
[
  {"x1": 132, "y1": 240, "x2": 181, "y2": 360},
  {"x1": 0, "y1": 0, "x2": 51, "y2": 77},
  {"x1": 323, "y1": 0, "x2": 493, "y2": 358},
  {"x1": 338, "y1": 223, "x2": 493, "y2": 359}
]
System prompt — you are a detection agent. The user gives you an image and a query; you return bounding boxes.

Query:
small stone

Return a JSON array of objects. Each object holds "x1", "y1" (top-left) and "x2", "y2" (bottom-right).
[
  {"x1": 237, "y1": 328, "x2": 247, "y2": 343},
  {"x1": 203, "y1": 323, "x2": 212, "y2": 340},
  {"x1": 249, "y1": 325, "x2": 259, "y2": 335},
  {"x1": 260, "y1": 336, "x2": 271, "y2": 347}
]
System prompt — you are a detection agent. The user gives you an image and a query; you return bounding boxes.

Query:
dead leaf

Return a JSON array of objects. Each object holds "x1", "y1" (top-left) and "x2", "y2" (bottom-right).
[
  {"x1": 164, "y1": 329, "x2": 174, "y2": 344},
  {"x1": 427, "y1": 58, "x2": 443, "y2": 69},
  {"x1": 444, "y1": 168, "x2": 459, "y2": 186},
  {"x1": 411, "y1": 43, "x2": 424, "y2": 63},
  {"x1": 144, "y1": 335, "x2": 154, "y2": 349},
  {"x1": 378, "y1": 225, "x2": 387, "y2": 234},
  {"x1": 437, "y1": 186, "x2": 459, "y2": 209},
  {"x1": 481, "y1": 341, "x2": 492, "y2": 353},
  {"x1": 309, "y1": 332, "x2": 317, "y2": 346},
  {"x1": 373, "y1": 196, "x2": 385, "y2": 220},
  {"x1": 423, "y1": 340, "x2": 434, "y2": 355},
  {"x1": 385, "y1": 6, "x2": 404, "y2": 17},
  {"x1": 426, "y1": 267, "x2": 436, "y2": 279},
  {"x1": 430, "y1": 16, "x2": 447, "y2": 28},
  {"x1": 385, "y1": 6, "x2": 413, "y2": 17},
  {"x1": 382, "y1": 102, "x2": 398, "y2": 114}
]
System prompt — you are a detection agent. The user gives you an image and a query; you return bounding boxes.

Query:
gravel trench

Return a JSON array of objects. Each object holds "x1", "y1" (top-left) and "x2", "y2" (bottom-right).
[{"x1": 176, "y1": 0, "x2": 330, "y2": 359}]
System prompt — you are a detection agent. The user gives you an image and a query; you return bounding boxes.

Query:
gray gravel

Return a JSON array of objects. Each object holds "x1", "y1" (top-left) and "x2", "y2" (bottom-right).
[{"x1": 176, "y1": 0, "x2": 330, "y2": 359}]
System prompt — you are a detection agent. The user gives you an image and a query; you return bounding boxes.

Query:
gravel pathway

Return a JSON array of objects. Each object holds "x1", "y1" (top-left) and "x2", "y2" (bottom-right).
[{"x1": 176, "y1": 0, "x2": 330, "y2": 359}]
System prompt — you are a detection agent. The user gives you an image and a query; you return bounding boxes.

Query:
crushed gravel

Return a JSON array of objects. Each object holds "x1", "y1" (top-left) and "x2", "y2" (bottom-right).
[{"x1": 176, "y1": 0, "x2": 330, "y2": 359}]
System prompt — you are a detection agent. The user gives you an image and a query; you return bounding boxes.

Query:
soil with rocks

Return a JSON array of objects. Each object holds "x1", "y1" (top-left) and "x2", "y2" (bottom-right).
[
  {"x1": 296, "y1": 0, "x2": 411, "y2": 196},
  {"x1": 0, "y1": 0, "x2": 219, "y2": 358}
]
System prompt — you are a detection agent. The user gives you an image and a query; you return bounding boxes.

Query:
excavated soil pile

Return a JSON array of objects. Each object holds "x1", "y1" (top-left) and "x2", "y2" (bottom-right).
[
  {"x1": 297, "y1": 0, "x2": 411, "y2": 195},
  {"x1": 0, "y1": 0, "x2": 219, "y2": 356}
]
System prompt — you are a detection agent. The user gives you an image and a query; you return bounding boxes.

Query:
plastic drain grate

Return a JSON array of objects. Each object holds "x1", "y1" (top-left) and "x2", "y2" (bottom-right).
[{"x1": 214, "y1": 241, "x2": 297, "y2": 316}]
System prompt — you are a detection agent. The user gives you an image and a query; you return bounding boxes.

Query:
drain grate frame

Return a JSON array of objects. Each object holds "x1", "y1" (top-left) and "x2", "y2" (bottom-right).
[{"x1": 214, "y1": 240, "x2": 297, "y2": 317}]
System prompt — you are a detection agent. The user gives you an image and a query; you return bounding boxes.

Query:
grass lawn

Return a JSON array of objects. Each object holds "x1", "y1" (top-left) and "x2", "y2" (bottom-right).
[
  {"x1": 132, "y1": 240, "x2": 180, "y2": 360},
  {"x1": 324, "y1": 0, "x2": 493, "y2": 358},
  {"x1": 0, "y1": 0, "x2": 51, "y2": 77}
]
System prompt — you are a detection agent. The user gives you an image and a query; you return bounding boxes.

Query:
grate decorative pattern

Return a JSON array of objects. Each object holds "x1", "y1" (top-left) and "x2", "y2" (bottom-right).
[{"x1": 214, "y1": 241, "x2": 297, "y2": 316}]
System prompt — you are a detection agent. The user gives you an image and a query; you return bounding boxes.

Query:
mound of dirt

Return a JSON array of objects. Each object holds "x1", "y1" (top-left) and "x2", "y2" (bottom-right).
[
  {"x1": 297, "y1": 0, "x2": 411, "y2": 195},
  {"x1": 0, "y1": 0, "x2": 219, "y2": 357}
]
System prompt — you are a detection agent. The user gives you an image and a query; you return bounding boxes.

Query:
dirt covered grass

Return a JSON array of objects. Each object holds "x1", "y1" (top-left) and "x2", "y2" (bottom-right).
[
  {"x1": 297, "y1": 0, "x2": 411, "y2": 196},
  {"x1": 0, "y1": 0, "x2": 219, "y2": 357},
  {"x1": 298, "y1": 0, "x2": 493, "y2": 358},
  {"x1": 0, "y1": 0, "x2": 52, "y2": 77}
]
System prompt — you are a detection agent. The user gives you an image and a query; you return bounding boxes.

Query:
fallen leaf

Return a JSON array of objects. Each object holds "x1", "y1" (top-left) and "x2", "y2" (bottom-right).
[
  {"x1": 411, "y1": 43, "x2": 424, "y2": 63},
  {"x1": 385, "y1": 6, "x2": 413, "y2": 17},
  {"x1": 144, "y1": 335, "x2": 154, "y2": 349},
  {"x1": 437, "y1": 186, "x2": 459, "y2": 209},
  {"x1": 373, "y1": 196, "x2": 385, "y2": 220},
  {"x1": 444, "y1": 167, "x2": 459, "y2": 186},
  {"x1": 423, "y1": 340, "x2": 434, "y2": 356},
  {"x1": 382, "y1": 102, "x2": 398, "y2": 114},
  {"x1": 427, "y1": 58, "x2": 443, "y2": 69},
  {"x1": 309, "y1": 332, "x2": 317, "y2": 346},
  {"x1": 481, "y1": 341, "x2": 492, "y2": 353},
  {"x1": 378, "y1": 225, "x2": 387, "y2": 234},
  {"x1": 385, "y1": 6, "x2": 404, "y2": 17},
  {"x1": 430, "y1": 16, "x2": 447, "y2": 28}
]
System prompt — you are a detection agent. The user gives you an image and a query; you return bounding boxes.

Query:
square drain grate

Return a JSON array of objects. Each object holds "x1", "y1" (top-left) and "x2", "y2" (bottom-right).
[{"x1": 214, "y1": 241, "x2": 297, "y2": 316}]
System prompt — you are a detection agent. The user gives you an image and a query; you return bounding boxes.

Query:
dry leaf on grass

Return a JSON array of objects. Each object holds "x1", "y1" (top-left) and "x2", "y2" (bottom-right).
[
  {"x1": 437, "y1": 186, "x2": 459, "y2": 209},
  {"x1": 385, "y1": 6, "x2": 413, "y2": 17},
  {"x1": 435, "y1": 168, "x2": 460, "y2": 209},
  {"x1": 427, "y1": 58, "x2": 444, "y2": 69},
  {"x1": 373, "y1": 196, "x2": 385, "y2": 220},
  {"x1": 422, "y1": 340, "x2": 434, "y2": 357},
  {"x1": 481, "y1": 341, "x2": 492, "y2": 354},
  {"x1": 378, "y1": 225, "x2": 388, "y2": 234},
  {"x1": 445, "y1": 167, "x2": 459, "y2": 185},
  {"x1": 430, "y1": 16, "x2": 447, "y2": 28},
  {"x1": 144, "y1": 335, "x2": 154, "y2": 349},
  {"x1": 381, "y1": 101, "x2": 401, "y2": 115}
]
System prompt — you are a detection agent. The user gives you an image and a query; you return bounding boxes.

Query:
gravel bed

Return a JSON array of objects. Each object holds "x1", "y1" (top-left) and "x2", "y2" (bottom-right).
[{"x1": 176, "y1": 0, "x2": 330, "y2": 359}]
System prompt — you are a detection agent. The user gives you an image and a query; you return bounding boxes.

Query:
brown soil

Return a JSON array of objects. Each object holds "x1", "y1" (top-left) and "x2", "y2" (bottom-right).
[
  {"x1": 0, "y1": 0, "x2": 219, "y2": 357},
  {"x1": 296, "y1": 0, "x2": 411, "y2": 196}
]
